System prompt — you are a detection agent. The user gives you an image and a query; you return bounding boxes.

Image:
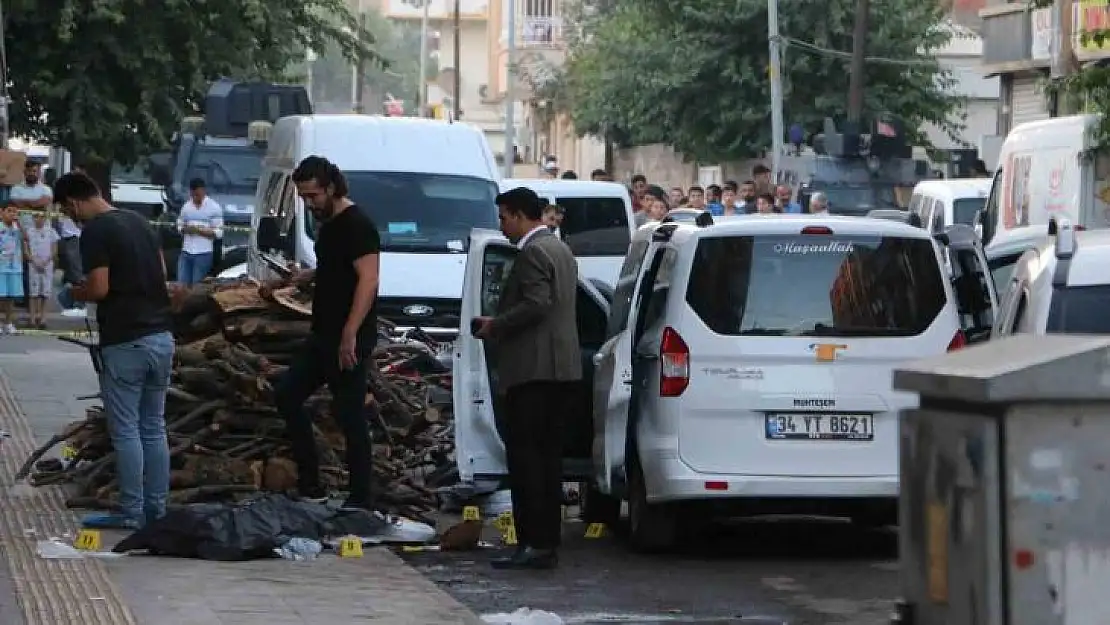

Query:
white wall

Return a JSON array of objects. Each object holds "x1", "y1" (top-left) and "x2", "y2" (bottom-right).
[{"x1": 922, "y1": 28, "x2": 1000, "y2": 153}]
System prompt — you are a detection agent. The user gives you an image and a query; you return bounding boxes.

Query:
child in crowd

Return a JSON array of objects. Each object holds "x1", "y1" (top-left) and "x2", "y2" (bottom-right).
[
  {"x1": 0, "y1": 204, "x2": 24, "y2": 334},
  {"x1": 26, "y1": 211, "x2": 59, "y2": 329}
]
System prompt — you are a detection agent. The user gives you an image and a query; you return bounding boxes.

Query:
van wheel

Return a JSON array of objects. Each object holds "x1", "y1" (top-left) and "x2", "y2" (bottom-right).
[
  {"x1": 627, "y1": 454, "x2": 678, "y2": 552},
  {"x1": 581, "y1": 482, "x2": 621, "y2": 526}
]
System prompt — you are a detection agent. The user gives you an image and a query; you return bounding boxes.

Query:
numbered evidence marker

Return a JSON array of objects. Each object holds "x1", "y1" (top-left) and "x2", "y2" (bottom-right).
[
  {"x1": 74, "y1": 529, "x2": 102, "y2": 551},
  {"x1": 493, "y1": 511, "x2": 517, "y2": 545},
  {"x1": 338, "y1": 535, "x2": 364, "y2": 558},
  {"x1": 462, "y1": 506, "x2": 481, "y2": 521},
  {"x1": 61, "y1": 444, "x2": 77, "y2": 461},
  {"x1": 584, "y1": 523, "x2": 606, "y2": 539}
]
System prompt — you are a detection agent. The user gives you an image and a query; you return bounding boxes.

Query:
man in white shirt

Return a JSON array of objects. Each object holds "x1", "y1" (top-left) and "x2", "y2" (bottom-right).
[
  {"x1": 175, "y1": 178, "x2": 223, "y2": 285},
  {"x1": 9, "y1": 162, "x2": 59, "y2": 313}
]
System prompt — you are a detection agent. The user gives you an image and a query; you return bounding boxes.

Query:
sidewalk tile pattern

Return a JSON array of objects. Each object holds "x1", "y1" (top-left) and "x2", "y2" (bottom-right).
[{"x1": 0, "y1": 371, "x2": 136, "y2": 624}]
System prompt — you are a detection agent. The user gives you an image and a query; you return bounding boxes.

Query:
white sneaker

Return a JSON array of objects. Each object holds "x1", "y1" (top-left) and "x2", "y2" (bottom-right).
[{"x1": 61, "y1": 308, "x2": 87, "y2": 318}]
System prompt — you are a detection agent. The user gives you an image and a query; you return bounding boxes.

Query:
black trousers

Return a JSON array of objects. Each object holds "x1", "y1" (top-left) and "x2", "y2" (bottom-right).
[
  {"x1": 503, "y1": 380, "x2": 572, "y2": 550},
  {"x1": 275, "y1": 337, "x2": 374, "y2": 503}
]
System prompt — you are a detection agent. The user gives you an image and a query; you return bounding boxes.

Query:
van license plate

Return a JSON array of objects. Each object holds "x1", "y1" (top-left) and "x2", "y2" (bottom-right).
[{"x1": 765, "y1": 413, "x2": 874, "y2": 441}]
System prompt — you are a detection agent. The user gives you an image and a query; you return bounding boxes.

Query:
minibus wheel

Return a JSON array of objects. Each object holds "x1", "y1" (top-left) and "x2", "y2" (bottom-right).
[{"x1": 627, "y1": 453, "x2": 678, "y2": 552}]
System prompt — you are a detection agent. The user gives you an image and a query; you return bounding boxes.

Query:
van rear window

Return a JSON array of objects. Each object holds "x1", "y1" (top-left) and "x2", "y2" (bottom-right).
[
  {"x1": 685, "y1": 235, "x2": 947, "y2": 337},
  {"x1": 554, "y1": 197, "x2": 630, "y2": 256}
]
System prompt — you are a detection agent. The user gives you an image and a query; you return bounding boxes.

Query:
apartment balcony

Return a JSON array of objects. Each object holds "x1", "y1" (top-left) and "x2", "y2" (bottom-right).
[
  {"x1": 383, "y1": 0, "x2": 488, "y2": 21},
  {"x1": 518, "y1": 16, "x2": 564, "y2": 49}
]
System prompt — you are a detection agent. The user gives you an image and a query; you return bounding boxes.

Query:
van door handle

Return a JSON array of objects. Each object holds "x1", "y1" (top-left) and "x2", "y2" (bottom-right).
[{"x1": 633, "y1": 352, "x2": 659, "y2": 362}]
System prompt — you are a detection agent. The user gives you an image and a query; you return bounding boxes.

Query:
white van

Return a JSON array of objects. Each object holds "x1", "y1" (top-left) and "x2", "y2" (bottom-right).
[
  {"x1": 498, "y1": 179, "x2": 635, "y2": 287},
  {"x1": 586, "y1": 215, "x2": 997, "y2": 550},
  {"x1": 981, "y1": 114, "x2": 1110, "y2": 247},
  {"x1": 908, "y1": 178, "x2": 991, "y2": 233},
  {"x1": 245, "y1": 114, "x2": 500, "y2": 336}
]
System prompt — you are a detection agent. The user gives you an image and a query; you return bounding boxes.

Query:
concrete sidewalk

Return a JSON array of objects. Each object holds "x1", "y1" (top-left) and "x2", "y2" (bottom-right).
[{"x1": 0, "y1": 336, "x2": 481, "y2": 625}]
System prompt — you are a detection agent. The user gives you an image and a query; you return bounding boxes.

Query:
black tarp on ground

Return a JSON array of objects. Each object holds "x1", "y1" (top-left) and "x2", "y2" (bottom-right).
[{"x1": 112, "y1": 493, "x2": 388, "y2": 561}]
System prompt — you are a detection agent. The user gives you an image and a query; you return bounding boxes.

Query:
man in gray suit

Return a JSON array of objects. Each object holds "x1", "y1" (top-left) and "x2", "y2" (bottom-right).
[{"x1": 473, "y1": 186, "x2": 581, "y2": 570}]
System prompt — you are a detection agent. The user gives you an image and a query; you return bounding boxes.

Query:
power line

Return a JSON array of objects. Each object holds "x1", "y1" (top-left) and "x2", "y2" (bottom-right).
[{"x1": 780, "y1": 35, "x2": 937, "y2": 67}]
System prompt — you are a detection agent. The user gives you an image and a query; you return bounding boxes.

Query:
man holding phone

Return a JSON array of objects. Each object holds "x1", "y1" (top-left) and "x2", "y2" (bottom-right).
[
  {"x1": 271, "y1": 156, "x2": 381, "y2": 512},
  {"x1": 472, "y1": 186, "x2": 580, "y2": 570}
]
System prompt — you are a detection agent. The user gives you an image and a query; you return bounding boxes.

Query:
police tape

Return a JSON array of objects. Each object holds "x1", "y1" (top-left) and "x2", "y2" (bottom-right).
[
  {"x1": 8, "y1": 328, "x2": 97, "y2": 338},
  {"x1": 14, "y1": 209, "x2": 255, "y2": 233}
]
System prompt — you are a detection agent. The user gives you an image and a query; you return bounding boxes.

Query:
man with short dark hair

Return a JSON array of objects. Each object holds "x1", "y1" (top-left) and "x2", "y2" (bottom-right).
[
  {"x1": 738, "y1": 180, "x2": 757, "y2": 213},
  {"x1": 274, "y1": 155, "x2": 381, "y2": 512},
  {"x1": 175, "y1": 178, "x2": 223, "y2": 285},
  {"x1": 720, "y1": 180, "x2": 740, "y2": 215},
  {"x1": 590, "y1": 169, "x2": 609, "y2": 182},
  {"x1": 473, "y1": 186, "x2": 580, "y2": 570},
  {"x1": 668, "y1": 186, "x2": 686, "y2": 207},
  {"x1": 53, "y1": 171, "x2": 174, "y2": 530},
  {"x1": 560, "y1": 170, "x2": 578, "y2": 180},
  {"x1": 752, "y1": 164, "x2": 772, "y2": 191},
  {"x1": 687, "y1": 185, "x2": 706, "y2": 210},
  {"x1": 755, "y1": 192, "x2": 777, "y2": 213},
  {"x1": 630, "y1": 174, "x2": 648, "y2": 212}
]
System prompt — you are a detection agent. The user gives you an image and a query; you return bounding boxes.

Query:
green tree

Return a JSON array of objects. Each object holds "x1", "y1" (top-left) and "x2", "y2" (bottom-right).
[
  {"x1": 4, "y1": 0, "x2": 381, "y2": 186},
  {"x1": 561, "y1": 0, "x2": 961, "y2": 162},
  {"x1": 310, "y1": 12, "x2": 433, "y2": 114}
]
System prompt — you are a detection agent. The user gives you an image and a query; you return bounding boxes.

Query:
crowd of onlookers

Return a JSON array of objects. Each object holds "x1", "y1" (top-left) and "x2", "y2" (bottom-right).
[{"x1": 544, "y1": 163, "x2": 829, "y2": 227}]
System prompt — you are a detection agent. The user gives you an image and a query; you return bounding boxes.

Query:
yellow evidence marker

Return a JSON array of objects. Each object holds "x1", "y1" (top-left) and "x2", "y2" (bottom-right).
[
  {"x1": 338, "y1": 535, "x2": 364, "y2": 558},
  {"x1": 462, "y1": 506, "x2": 481, "y2": 521},
  {"x1": 61, "y1": 445, "x2": 77, "y2": 461},
  {"x1": 584, "y1": 523, "x2": 605, "y2": 539},
  {"x1": 74, "y1": 529, "x2": 102, "y2": 551}
]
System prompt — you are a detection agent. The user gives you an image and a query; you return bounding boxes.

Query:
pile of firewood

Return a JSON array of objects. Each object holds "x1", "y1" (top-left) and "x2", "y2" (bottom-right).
[{"x1": 17, "y1": 278, "x2": 455, "y2": 524}]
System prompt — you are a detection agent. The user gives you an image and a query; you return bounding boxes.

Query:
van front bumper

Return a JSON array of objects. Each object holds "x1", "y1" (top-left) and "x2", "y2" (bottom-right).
[{"x1": 640, "y1": 451, "x2": 898, "y2": 503}]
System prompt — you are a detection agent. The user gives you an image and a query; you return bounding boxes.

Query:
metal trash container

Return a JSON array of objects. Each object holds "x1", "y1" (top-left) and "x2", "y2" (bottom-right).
[{"x1": 890, "y1": 334, "x2": 1110, "y2": 625}]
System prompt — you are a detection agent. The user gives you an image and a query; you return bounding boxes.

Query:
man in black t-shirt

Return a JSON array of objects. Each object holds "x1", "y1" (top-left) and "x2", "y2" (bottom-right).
[
  {"x1": 53, "y1": 172, "x2": 174, "y2": 531},
  {"x1": 272, "y1": 156, "x2": 381, "y2": 511}
]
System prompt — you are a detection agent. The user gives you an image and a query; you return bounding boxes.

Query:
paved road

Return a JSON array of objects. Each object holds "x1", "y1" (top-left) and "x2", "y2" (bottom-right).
[{"x1": 401, "y1": 512, "x2": 900, "y2": 624}]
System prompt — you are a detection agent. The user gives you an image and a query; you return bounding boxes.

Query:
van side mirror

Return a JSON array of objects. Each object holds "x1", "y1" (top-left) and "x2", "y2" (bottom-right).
[
  {"x1": 148, "y1": 154, "x2": 172, "y2": 187},
  {"x1": 257, "y1": 216, "x2": 283, "y2": 251}
]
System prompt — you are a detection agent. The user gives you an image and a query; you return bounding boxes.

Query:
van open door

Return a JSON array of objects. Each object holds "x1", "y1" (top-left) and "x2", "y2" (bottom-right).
[
  {"x1": 942, "y1": 224, "x2": 999, "y2": 344},
  {"x1": 590, "y1": 238, "x2": 671, "y2": 497},
  {"x1": 454, "y1": 229, "x2": 611, "y2": 484}
]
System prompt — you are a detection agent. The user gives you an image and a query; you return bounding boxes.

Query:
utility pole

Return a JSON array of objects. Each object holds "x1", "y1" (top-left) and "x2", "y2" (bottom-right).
[
  {"x1": 418, "y1": 0, "x2": 430, "y2": 115},
  {"x1": 453, "y1": 0, "x2": 462, "y2": 120},
  {"x1": 846, "y1": 0, "x2": 869, "y2": 123},
  {"x1": 1052, "y1": 0, "x2": 1077, "y2": 114},
  {"x1": 767, "y1": 0, "x2": 784, "y2": 181},
  {"x1": 0, "y1": 0, "x2": 10, "y2": 148},
  {"x1": 352, "y1": 0, "x2": 367, "y2": 113},
  {"x1": 503, "y1": 0, "x2": 516, "y2": 177}
]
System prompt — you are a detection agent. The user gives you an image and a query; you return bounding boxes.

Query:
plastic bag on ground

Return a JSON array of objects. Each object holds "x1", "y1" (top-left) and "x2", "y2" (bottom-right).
[
  {"x1": 274, "y1": 537, "x2": 322, "y2": 561},
  {"x1": 481, "y1": 608, "x2": 565, "y2": 624},
  {"x1": 323, "y1": 514, "x2": 436, "y2": 547},
  {"x1": 112, "y1": 493, "x2": 388, "y2": 561},
  {"x1": 36, "y1": 539, "x2": 84, "y2": 559}
]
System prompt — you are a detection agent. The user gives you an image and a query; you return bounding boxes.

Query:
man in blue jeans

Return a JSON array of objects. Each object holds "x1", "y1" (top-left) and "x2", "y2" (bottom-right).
[
  {"x1": 175, "y1": 178, "x2": 223, "y2": 284},
  {"x1": 54, "y1": 172, "x2": 174, "y2": 530}
]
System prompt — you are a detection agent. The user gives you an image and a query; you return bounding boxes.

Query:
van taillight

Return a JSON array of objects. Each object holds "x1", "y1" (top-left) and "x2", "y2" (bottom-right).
[
  {"x1": 947, "y1": 330, "x2": 967, "y2": 352},
  {"x1": 660, "y1": 327, "x2": 690, "y2": 397}
]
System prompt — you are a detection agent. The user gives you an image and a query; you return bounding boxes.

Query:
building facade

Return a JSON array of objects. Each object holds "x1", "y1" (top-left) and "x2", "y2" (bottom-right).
[
  {"x1": 923, "y1": 21, "x2": 1002, "y2": 169},
  {"x1": 980, "y1": 0, "x2": 1110, "y2": 136}
]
